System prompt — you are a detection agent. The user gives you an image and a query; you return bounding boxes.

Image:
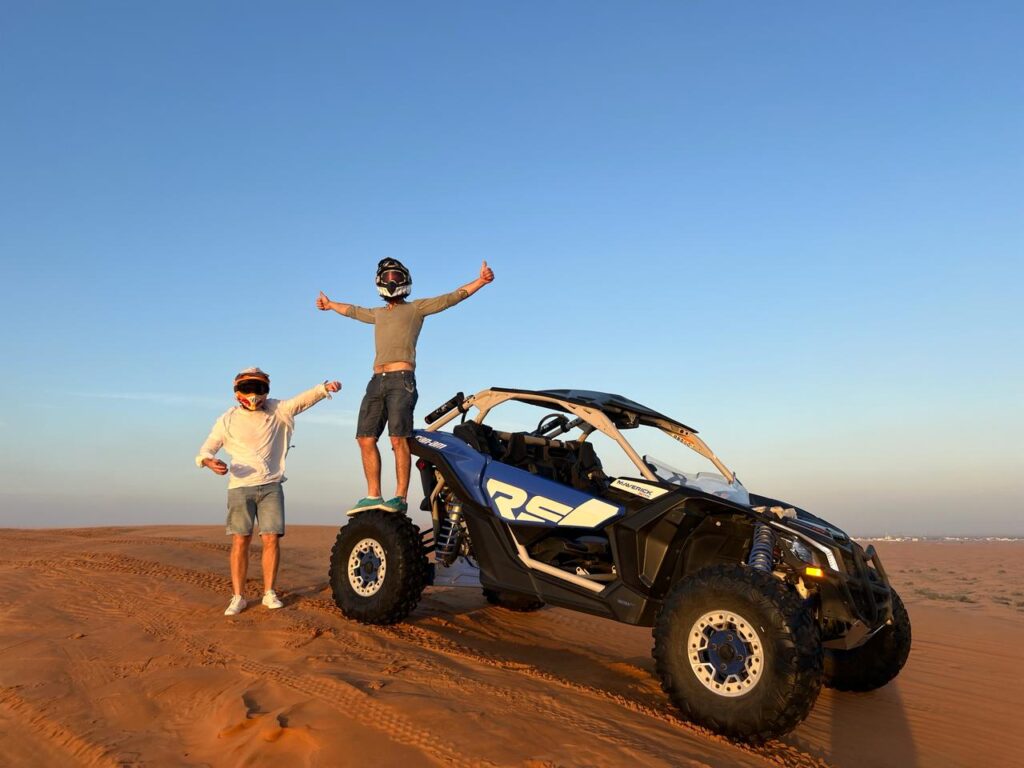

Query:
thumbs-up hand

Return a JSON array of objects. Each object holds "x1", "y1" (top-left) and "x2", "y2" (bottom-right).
[
  {"x1": 480, "y1": 260, "x2": 494, "y2": 283},
  {"x1": 316, "y1": 290, "x2": 331, "y2": 310}
]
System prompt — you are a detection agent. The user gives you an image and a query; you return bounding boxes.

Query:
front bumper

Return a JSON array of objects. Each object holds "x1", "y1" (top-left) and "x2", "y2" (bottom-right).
[{"x1": 817, "y1": 543, "x2": 894, "y2": 646}]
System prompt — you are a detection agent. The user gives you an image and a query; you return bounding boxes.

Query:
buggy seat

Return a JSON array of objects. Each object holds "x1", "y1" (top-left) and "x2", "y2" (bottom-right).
[{"x1": 451, "y1": 421, "x2": 609, "y2": 495}]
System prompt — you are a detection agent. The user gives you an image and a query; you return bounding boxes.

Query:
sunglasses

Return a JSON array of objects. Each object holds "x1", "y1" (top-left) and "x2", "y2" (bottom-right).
[{"x1": 380, "y1": 270, "x2": 406, "y2": 283}]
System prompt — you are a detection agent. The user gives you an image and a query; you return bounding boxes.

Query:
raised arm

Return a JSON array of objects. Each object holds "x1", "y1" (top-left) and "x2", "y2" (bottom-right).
[
  {"x1": 278, "y1": 380, "x2": 342, "y2": 418},
  {"x1": 415, "y1": 262, "x2": 496, "y2": 316},
  {"x1": 316, "y1": 291, "x2": 376, "y2": 323},
  {"x1": 460, "y1": 260, "x2": 495, "y2": 297}
]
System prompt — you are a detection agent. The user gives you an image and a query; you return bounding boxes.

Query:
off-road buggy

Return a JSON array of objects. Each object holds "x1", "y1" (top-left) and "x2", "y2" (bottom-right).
[{"x1": 329, "y1": 388, "x2": 911, "y2": 742}]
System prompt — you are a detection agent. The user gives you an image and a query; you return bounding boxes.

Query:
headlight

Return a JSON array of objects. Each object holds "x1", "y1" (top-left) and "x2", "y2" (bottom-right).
[
  {"x1": 787, "y1": 538, "x2": 816, "y2": 565},
  {"x1": 772, "y1": 522, "x2": 841, "y2": 571}
]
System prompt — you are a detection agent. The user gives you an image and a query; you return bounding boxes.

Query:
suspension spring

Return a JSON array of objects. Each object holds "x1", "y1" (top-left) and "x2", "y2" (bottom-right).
[
  {"x1": 747, "y1": 523, "x2": 775, "y2": 572},
  {"x1": 435, "y1": 498, "x2": 464, "y2": 565}
]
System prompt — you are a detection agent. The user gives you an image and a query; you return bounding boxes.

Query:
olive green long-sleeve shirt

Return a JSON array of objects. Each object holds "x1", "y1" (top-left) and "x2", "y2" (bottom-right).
[{"x1": 344, "y1": 289, "x2": 469, "y2": 367}]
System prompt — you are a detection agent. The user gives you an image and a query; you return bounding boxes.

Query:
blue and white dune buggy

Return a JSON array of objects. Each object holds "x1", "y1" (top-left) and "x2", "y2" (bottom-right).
[{"x1": 329, "y1": 388, "x2": 911, "y2": 742}]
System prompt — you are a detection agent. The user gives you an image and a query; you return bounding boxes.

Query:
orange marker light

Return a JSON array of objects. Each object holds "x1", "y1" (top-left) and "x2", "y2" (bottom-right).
[{"x1": 804, "y1": 566, "x2": 825, "y2": 578}]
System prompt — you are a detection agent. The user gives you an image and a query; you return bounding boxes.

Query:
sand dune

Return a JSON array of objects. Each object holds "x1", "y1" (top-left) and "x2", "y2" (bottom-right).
[{"x1": 0, "y1": 527, "x2": 1021, "y2": 767}]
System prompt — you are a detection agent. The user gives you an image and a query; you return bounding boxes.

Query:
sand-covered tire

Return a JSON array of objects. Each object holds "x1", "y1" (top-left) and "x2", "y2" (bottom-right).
[
  {"x1": 653, "y1": 564, "x2": 823, "y2": 743},
  {"x1": 483, "y1": 588, "x2": 545, "y2": 612},
  {"x1": 329, "y1": 511, "x2": 429, "y2": 625},
  {"x1": 824, "y1": 588, "x2": 911, "y2": 692}
]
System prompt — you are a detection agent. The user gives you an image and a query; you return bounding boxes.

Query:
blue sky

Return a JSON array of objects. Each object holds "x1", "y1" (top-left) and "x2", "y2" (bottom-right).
[{"x1": 1, "y1": 2, "x2": 1021, "y2": 535}]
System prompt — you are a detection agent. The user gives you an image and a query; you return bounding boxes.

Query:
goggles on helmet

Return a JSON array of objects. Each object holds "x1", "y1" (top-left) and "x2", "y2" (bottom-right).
[
  {"x1": 234, "y1": 380, "x2": 269, "y2": 395},
  {"x1": 379, "y1": 269, "x2": 407, "y2": 285}
]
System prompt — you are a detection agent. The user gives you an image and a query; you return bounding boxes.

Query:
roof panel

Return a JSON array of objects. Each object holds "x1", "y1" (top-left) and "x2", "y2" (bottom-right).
[{"x1": 489, "y1": 387, "x2": 697, "y2": 433}]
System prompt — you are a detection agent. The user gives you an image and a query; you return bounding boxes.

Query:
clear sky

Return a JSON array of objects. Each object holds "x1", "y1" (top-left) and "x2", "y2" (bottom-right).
[{"x1": 1, "y1": 2, "x2": 1021, "y2": 536}]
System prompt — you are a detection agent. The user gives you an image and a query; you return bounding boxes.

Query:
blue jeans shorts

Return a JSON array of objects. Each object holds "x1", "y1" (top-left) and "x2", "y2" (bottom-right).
[
  {"x1": 356, "y1": 371, "x2": 418, "y2": 439},
  {"x1": 226, "y1": 482, "x2": 285, "y2": 537}
]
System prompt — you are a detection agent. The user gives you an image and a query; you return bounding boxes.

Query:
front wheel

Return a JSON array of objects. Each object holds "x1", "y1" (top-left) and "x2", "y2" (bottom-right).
[
  {"x1": 653, "y1": 565, "x2": 823, "y2": 743},
  {"x1": 824, "y1": 588, "x2": 911, "y2": 691},
  {"x1": 329, "y1": 511, "x2": 429, "y2": 625}
]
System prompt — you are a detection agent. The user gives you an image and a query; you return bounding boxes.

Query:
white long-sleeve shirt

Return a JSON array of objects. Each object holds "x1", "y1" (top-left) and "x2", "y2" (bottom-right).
[{"x1": 196, "y1": 383, "x2": 332, "y2": 489}]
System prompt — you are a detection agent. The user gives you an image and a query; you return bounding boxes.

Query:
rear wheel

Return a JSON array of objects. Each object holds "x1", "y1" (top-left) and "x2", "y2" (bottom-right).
[
  {"x1": 483, "y1": 588, "x2": 545, "y2": 612},
  {"x1": 653, "y1": 565, "x2": 823, "y2": 743},
  {"x1": 824, "y1": 588, "x2": 911, "y2": 691},
  {"x1": 329, "y1": 511, "x2": 429, "y2": 625}
]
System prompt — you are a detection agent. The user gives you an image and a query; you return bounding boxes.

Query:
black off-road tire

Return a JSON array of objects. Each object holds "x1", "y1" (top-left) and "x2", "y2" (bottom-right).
[
  {"x1": 483, "y1": 588, "x2": 545, "y2": 612},
  {"x1": 824, "y1": 588, "x2": 911, "y2": 692},
  {"x1": 329, "y1": 511, "x2": 429, "y2": 625},
  {"x1": 653, "y1": 564, "x2": 823, "y2": 743}
]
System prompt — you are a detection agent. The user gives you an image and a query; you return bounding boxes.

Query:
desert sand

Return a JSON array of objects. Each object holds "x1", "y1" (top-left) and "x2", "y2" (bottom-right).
[{"x1": 0, "y1": 527, "x2": 1021, "y2": 768}]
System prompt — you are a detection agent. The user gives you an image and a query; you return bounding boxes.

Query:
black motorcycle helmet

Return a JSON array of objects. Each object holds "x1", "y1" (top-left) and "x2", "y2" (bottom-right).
[{"x1": 376, "y1": 258, "x2": 412, "y2": 299}]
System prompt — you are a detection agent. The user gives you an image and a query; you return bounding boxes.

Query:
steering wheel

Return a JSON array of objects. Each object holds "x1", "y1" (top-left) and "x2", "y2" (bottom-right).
[{"x1": 533, "y1": 413, "x2": 570, "y2": 437}]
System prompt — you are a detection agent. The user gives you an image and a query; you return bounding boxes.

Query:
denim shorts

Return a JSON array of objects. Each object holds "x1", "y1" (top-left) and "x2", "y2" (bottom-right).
[
  {"x1": 356, "y1": 371, "x2": 418, "y2": 438},
  {"x1": 226, "y1": 482, "x2": 285, "y2": 536}
]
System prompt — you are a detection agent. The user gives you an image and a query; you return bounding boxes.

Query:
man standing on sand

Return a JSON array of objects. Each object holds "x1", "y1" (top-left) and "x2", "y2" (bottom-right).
[
  {"x1": 196, "y1": 367, "x2": 342, "y2": 616},
  {"x1": 316, "y1": 258, "x2": 494, "y2": 514}
]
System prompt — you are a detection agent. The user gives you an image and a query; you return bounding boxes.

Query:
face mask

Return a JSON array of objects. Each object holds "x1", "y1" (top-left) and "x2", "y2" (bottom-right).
[{"x1": 236, "y1": 392, "x2": 267, "y2": 411}]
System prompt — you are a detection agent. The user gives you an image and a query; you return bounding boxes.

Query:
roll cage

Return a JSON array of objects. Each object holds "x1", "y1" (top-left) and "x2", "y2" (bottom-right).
[{"x1": 424, "y1": 387, "x2": 737, "y2": 486}]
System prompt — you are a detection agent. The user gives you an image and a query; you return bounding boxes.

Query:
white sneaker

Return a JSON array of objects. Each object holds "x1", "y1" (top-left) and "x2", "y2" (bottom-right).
[
  {"x1": 224, "y1": 595, "x2": 247, "y2": 616},
  {"x1": 262, "y1": 590, "x2": 284, "y2": 610}
]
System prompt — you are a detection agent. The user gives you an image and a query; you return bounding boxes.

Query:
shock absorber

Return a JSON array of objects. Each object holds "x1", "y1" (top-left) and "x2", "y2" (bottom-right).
[
  {"x1": 435, "y1": 497, "x2": 464, "y2": 565},
  {"x1": 747, "y1": 523, "x2": 775, "y2": 572}
]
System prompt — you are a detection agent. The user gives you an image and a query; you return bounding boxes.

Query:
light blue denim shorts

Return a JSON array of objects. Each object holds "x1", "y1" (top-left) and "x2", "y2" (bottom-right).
[{"x1": 226, "y1": 482, "x2": 285, "y2": 536}]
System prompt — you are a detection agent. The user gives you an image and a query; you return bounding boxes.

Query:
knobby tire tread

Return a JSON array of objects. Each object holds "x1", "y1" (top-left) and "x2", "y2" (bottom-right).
[
  {"x1": 824, "y1": 589, "x2": 911, "y2": 692},
  {"x1": 329, "y1": 511, "x2": 429, "y2": 625},
  {"x1": 652, "y1": 564, "x2": 823, "y2": 744}
]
